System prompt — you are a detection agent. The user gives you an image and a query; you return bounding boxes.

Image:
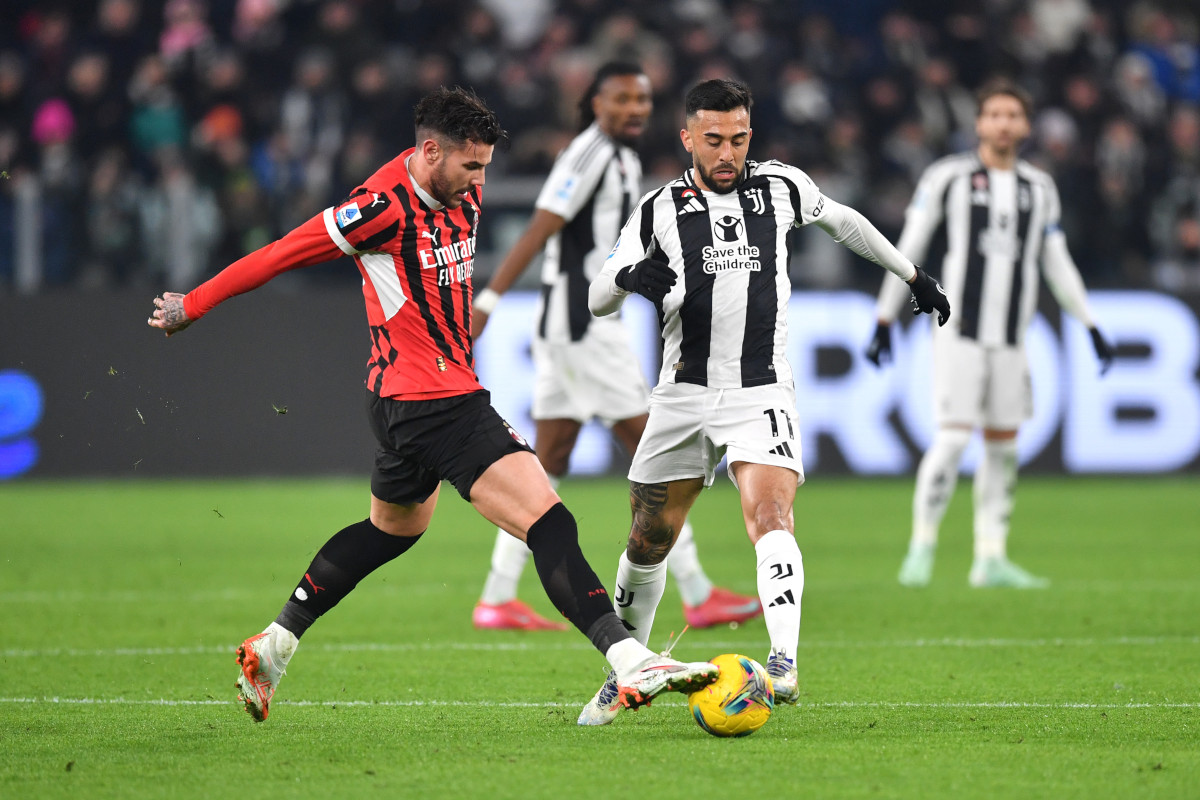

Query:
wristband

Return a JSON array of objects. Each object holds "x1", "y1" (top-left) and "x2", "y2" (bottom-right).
[{"x1": 473, "y1": 287, "x2": 501, "y2": 314}]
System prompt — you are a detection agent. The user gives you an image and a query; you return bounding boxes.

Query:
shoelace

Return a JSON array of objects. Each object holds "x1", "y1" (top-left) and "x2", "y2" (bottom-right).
[
  {"x1": 659, "y1": 624, "x2": 691, "y2": 658},
  {"x1": 766, "y1": 657, "x2": 793, "y2": 678},
  {"x1": 597, "y1": 672, "x2": 619, "y2": 705}
]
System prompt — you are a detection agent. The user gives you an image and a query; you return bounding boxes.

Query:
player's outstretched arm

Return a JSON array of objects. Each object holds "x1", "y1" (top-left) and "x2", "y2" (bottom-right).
[
  {"x1": 146, "y1": 212, "x2": 346, "y2": 337},
  {"x1": 472, "y1": 209, "x2": 566, "y2": 338},
  {"x1": 148, "y1": 292, "x2": 193, "y2": 336}
]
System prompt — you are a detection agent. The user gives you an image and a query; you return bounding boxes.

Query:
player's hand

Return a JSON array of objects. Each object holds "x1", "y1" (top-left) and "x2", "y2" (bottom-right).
[
  {"x1": 865, "y1": 322, "x2": 892, "y2": 368},
  {"x1": 1090, "y1": 327, "x2": 1114, "y2": 376},
  {"x1": 908, "y1": 266, "x2": 950, "y2": 326},
  {"x1": 148, "y1": 292, "x2": 193, "y2": 336},
  {"x1": 614, "y1": 257, "x2": 677, "y2": 304}
]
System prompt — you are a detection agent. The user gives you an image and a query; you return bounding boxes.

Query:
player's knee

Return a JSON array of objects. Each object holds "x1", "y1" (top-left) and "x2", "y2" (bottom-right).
[
  {"x1": 626, "y1": 515, "x2": 674, "y2": 565},
  {"x1": 526, "y1": 502, "x2": 579, "y2": 552},
  {"x1": 751, "y1": 499, "x2": 793, "y2": 537}
]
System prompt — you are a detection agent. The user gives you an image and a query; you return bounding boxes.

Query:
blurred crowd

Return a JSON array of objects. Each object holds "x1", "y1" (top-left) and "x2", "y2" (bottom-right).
[{"x1": 1, "y1": 0, "x2": 1199, "y2": 292}]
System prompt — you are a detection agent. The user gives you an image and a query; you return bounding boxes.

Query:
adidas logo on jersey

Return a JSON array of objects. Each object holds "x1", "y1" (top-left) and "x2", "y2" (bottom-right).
[{"x1": 677, "y1": 196, "x2": 706, "y2": 215}]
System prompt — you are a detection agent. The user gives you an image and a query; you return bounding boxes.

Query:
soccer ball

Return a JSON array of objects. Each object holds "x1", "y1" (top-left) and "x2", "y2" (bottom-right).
[{"x1": 688, "y1": 653, "x2": 774, "y2": 737}]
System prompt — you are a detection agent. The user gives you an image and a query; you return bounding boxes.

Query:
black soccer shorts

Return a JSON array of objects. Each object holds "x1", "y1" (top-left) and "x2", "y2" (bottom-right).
[{"x1": 366, "y1": 389, "x2": 535, "y2": 505}]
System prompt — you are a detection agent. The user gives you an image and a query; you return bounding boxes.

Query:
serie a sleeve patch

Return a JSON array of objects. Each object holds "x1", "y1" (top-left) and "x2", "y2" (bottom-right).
[{"x1": 334, "y1": 190, "x2": 392, "y2": 232}]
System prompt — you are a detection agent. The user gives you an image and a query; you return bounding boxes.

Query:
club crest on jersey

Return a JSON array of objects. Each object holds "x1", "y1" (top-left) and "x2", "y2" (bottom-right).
[
  {"x1": 335, "y1": 203, "x2": 361, "y2": 229},
  {"x1": 501, "y1": 419, "x2": 529, "y2": 447},
  {"x1": 714, "y1": 215, "x2": 743, "y2": 242},
  {"x1": 744, "y1": 187, "x2": 766, "y2": 215}
]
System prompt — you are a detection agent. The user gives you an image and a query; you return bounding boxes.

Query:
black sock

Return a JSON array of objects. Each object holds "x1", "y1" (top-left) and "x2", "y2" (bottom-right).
[
  {"x1": 526, "y1": 502, "x2": 630, "y2": 654},
  {"x1": 275, "y1": 518, "x2": 422, "y2": 638}
]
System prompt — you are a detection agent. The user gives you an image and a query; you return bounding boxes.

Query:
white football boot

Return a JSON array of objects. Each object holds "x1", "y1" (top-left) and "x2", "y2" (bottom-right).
[
  {"x1": 968, "y1": 557, "x2": 1050, "y2": 589},
  {"x1": 614, "y1": 654, "x2": 718, "y2": 710},
  {"x1": 766, "y1": 654, "x2": 799, "y2": 705},
  {"x1": 898, "y1": 543, "x2": 936, "y2": 587},
  {"x1": 235, "y1": 622, "x2": 297, "y2": 721},
  {"x1": 577, "y1": 669, "x2": 621, "y2": 726}
]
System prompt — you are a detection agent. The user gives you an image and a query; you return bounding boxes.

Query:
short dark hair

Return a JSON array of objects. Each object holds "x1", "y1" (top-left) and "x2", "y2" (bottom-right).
[
  {"x1": 975, "y1": 77, "x2": 1033, "y2": 119},
  {"x1": 685, "y1": 78, "x2": 753, "y2": 119},
  {"x1": 414, "y1": 86, "x2": 505, "y2": 146},
  {"x1": 578, "y1": 61, "x2": 645, "y2": 130}
]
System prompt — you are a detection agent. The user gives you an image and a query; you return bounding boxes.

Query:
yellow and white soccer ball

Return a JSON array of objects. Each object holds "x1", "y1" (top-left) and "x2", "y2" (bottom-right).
[{"x1": 688, "y1": 653, "x2": 775, "y2": 737}]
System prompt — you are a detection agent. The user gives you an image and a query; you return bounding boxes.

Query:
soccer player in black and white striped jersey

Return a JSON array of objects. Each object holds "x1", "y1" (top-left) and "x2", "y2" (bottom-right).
[
  {"x1": 865, "y1": 78, "x2": 1114, "y2": 589},
  {"x1": 576, "y1": 79, "x2": 949, "y2": 723},
  {"x1": 470, "y1": 63, "x2": 762, "y2": 632}
]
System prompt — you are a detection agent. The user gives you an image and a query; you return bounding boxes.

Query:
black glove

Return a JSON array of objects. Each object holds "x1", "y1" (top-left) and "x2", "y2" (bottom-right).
[
  {"x1": 908, "y1": 266, "x2": 951, "y2": 326},
  {"x1": 1090, "y1": 327, "x2": 1114, "y2": 376},
  {"x1": 865, "y1": 322, "x2": 892, "y2": 368},
  {"x1": 614, "y1": 257, "x2": 677, "y2": 304}
]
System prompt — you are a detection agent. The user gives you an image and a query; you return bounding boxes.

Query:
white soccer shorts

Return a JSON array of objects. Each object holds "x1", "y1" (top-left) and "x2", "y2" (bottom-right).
[
  {"x1": 933, "y1": 328, "x2": 1033, "y2": 430},
  {"x1": 628, "y1": 382, "x2": 805, "y2": 488},
  {"x1": 531, "y1": 319, "x2": 650, "y2": 425}
]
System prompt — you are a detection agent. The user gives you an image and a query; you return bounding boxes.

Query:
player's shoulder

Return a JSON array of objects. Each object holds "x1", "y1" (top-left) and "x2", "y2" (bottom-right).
[
  {"x1": 1016, "y1": 159, "x2": 1057, "y2": 191},
  {"x1": 559, "y1": 123, "x2": 616, "y2": 171},
  {"x1": 922, "y1": 151, "x2": 979, "y2": 181},
  {"x1": 750, "y1": 158, "x2": 816, "y2": 187}
]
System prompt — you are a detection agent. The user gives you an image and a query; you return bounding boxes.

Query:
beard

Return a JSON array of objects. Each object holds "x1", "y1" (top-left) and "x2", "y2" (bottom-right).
[
  {"x1": 695, "y1": 160, "x2": 740, "y2": 194},
  {"x1": 428, "y1": 162, "x2": 463, "y2": 208}
]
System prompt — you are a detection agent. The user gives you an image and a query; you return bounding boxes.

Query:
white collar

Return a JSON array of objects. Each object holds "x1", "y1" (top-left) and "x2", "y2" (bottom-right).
[{"x1": 405, "y1": 154, "x2": 444, "y2": 210}]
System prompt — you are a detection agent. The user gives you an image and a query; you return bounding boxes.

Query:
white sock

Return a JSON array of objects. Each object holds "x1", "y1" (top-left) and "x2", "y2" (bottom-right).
[
  {"x1": 755, "y1": 530, "x2": 804, "y2": 664},
  {"x1": 605, "y1": 637, "x2": 654, "y2": 678},
  {"x1": 974, "y1": 437, "x2": 1018, "y2": 561},
  {"x1": 666, "y1": 519, "x2": 713, "y2": 606},
  {"x1": 479, "y1": 532, "x2": 531, "y2": 604},
  {"x1": 911, "y1": 428, "x2": 971, "y2": 548},
  {"x1": 613, "y1": 551, "x2": 668, "y2": 647},
  {"x1": 265, "y1": 621, "x2": 298, "y2": 666}
]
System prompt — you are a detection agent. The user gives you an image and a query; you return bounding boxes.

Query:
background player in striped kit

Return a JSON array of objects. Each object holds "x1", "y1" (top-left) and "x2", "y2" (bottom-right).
[
  {"x1": 470, "y1": 62, "x2": 762, "y2": 632},
  {"x1": 865, "y1": 77, "x2": 1114, "y2": 589},
  {"x1": 577, "y1": 78, "x2": 949, "y2": 724},
  {"x1": 148, "y1": 86, "x2": 718, "y2": 722}
]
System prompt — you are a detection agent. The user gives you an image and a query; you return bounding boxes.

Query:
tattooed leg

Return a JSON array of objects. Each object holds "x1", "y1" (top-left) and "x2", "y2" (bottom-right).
[{"x1": 625, "y1": 479, "x2": 703, "y2": 565}]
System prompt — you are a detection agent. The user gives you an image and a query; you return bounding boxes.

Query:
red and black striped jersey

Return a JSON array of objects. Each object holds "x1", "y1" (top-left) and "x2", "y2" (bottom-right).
[{"x1": 184, "y1": 147, "x2": 483, "y2": 400}]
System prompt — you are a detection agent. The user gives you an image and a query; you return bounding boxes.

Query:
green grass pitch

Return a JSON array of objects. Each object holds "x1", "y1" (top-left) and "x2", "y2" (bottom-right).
[{"x1": 1, "y1": 476, "x2": 1196, "y2": 799}]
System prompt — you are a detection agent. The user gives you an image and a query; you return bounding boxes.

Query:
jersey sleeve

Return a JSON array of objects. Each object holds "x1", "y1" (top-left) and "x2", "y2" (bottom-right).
[
  {"x1": 322, "y1": 186, "x2": 403, "y2": 255},
  {"x1": 779, "y1": 165, "x2": 827, "y2": 227},
  {"x1": 588, "y1": 187, "x2": 662, "y2": 316},
  {"x1": 183, "y1": 212, "x2": 344, "y2": 320},
  {"x1": 534, "y1": 132, "x2": 614, "y2": 222},
  {"x1": 894, "y1": 165, "x2": 950, "y2": 264},
  {"x1": 1038, "y1": 175, "x2": 1095, "y2": 327}
]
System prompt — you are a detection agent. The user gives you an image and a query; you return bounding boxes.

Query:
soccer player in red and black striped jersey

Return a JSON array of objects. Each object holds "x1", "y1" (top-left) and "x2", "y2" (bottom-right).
[{"x1": 148, "y1": 86, "x2": 716, "y2": 722}]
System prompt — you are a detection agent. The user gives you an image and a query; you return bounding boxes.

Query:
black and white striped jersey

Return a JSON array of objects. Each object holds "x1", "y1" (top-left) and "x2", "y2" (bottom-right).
[
  {"x1": 534, "y1": 122, "x2": 642, "y2": 343},
  {"x1": 595, "y1": 160, "x2": 826, "y2": 389},
  {"x1": 877, "y1": 152, "x2": 1095, "y2": 346}
]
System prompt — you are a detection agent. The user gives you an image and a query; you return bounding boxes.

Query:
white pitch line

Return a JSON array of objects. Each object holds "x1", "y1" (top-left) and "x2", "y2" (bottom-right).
[
  {"x1": 3, "y1": 635, "x2": 1197, "y2": 659},
  {"x1": 1, "y1": 697, "x2": 1197, "y2": 710}
]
